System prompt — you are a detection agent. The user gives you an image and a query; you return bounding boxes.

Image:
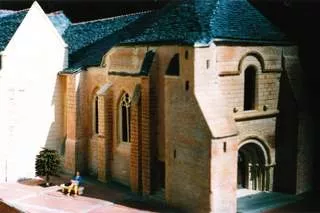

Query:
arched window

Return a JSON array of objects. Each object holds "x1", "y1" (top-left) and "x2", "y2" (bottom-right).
[
  {"x1": 94, "y1": 96, "x2": 99, "y2": 134},
  {"x1": 238, "y1": 142, "x2": 270, "y2": 191},
  {"x1": 244, "y1": 66, "x2": 257, "y2": 110},
  {"x1": 166, "y1": 54, "x2": 180, "y2": 76},
  {"x1": 119, "y1": 93, "x2": 131, "y2": 143}
]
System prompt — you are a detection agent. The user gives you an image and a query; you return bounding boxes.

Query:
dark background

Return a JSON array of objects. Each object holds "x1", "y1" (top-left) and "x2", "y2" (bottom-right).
[
  {"x1": 0, "y1": 0, "x2": 319, "y2": 47},
  {"x1": 0, "y1": 0, "x2": 170, "y2": 22}
]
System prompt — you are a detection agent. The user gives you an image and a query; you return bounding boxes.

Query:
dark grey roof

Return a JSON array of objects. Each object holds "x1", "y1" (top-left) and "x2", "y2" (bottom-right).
[
  {"x1": 123, "y1": 0, "x2": 205, "y2": 45},
  {"x1": 62, "y1": 12, "x2": 148, "y2": 71},
  {"x1": 0, "y1": 10, "x2": 27, "y2": 51},
  {"x1": 0, "y1": 9, "x2": 16, "y2": 18},
  {"x1": 64, "y1": 0, "x2": 290, "y2": 72},
  {"x1": 63, "y1": 12, "x2": 146, "y2": 55},
  {"x1": 124, "y1": 0, "x2": 289, "y2": 44},
  {"x1": 48, "y1": 11, "x2": 71, "y2": 35}
]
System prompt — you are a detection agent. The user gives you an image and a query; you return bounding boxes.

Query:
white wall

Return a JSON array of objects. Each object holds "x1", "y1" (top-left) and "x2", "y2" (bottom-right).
[{"x1": 0, "y1": 2, "x2": 67, "y2": 182}]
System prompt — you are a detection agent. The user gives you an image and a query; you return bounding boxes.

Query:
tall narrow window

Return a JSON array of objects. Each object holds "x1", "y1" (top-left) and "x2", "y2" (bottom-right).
[
  {"x1": 120, "y1": 93, "x2": 131, "y2": 143},
  {"x1": 95, "y1": 96, "x2": 99, "y2": 134},
  {"x1": 244, "y1": 66, "x2": 257, "y2": 110},
  {"x1": 166, "y1": 54, "x2": 180, "y2": 76},
  {"x1": 185, "y1": 50, "x2": 189, "y2": 59},
  {"x1": 0, "y1": 54, "x2": 2, "y2": 70}
]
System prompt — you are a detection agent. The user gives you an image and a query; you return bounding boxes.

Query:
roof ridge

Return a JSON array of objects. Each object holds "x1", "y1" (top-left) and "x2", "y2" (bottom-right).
[
  {"x1": 12, "y1": 8, "x2": 29, "y2": 13},
  {"x1": 0, "y1": 9, "x2": 16, "y2": 12},
  {"x1": 71, "y1": 10, "x2": 152, "y2": 25},
  {"x1": 48, "y1": 10, "x2": 65, "y2": 16},
  {"x1": 0, "y1": 8, "x2": 28, "y2": 19}
]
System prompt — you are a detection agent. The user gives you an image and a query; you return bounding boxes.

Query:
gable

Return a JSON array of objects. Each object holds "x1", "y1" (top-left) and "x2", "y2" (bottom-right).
[
  {"x1": 6, "y1": 2, "x2": 67, "y2": 51},
  {"x1": 2, "y1": 2, "x2": 70, "y2": 75},
  {"x1": 1, "y1": 2, "x2": 70, "y2": 54}
]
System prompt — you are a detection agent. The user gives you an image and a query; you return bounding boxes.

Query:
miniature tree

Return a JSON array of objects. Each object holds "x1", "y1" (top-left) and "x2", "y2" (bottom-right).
[{"x1": 35, "y1": 147, "x2": 61, "y2": 186}]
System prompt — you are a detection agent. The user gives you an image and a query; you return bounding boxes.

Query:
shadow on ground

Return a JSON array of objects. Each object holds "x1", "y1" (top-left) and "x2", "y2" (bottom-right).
[
  {"x1": 0, "y1": 200, "x2": 21, "y2": 213},
  {"x1": 263, "y1": 191, "x2": 320, "y2": 213},
  {"x1": 237, "y1": 190, "x2": 320, "y2": 213},
  {"x1": 18, "y1": 173, "x2": 183, "y2": 213}
]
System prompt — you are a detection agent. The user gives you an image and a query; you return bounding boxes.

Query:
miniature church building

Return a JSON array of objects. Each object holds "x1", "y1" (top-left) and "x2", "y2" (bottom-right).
[{"x1": 0, "y1": 0, "x2": 313, "y2": 212}]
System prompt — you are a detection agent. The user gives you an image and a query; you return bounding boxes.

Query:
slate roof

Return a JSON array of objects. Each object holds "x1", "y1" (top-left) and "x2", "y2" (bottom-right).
[
  {"x1": 0, "y1": 10, "x2": 27, "y2": 51},
  {"x1": 64, "y1": 0, "x2": 290, "y2": 72},
  {"x1": 0, "y1": 0, "x2": 291, "y2": 73},
  {"x1": 48, "y1": 11, "x2": 71, "y2": 35},
  {"x1": 0, "y1": 9, "x2": 16, "y2": 18},
  {"x1": 63, "y1": 12, "x2": 147, "y2": 55},
  {"x1": 124, "y1": 0, "x2": 289, "y2": 44},
  {"x1": 62, "y1": 12, "x2": 149, "y2": 72}
]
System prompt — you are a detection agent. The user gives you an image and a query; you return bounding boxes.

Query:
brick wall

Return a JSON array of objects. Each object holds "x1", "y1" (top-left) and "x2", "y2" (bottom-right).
[
  {"x1": 64, "y1": 74, "x2": 77, "y2": 173},
  {"x1": 216, "y1": 46, "x2": 282, "y2": 114},
  {"x1": 164, "y1": 46, "x2": 212, "y2": 212},
  {"x1": 151, "y1": 46, "x2": 179, "y2": 163},
  {"x1": 273, "y1": 70, "x2": 299, "y2": 193},
  {"x1": 109, "y1": 76, "x2": 142, "y2": 186},
  {"x1": 194, "y1": 44, "x2": 238, "y2": 213},
  {"x1": 105, "y1": 90, "x2": 113, "y2": 181},
  {"x1": 274, "y1": 46, "x2": 315, "y2": 194},
  {"x1": 64, "y1": 72, "x2": 92, "y2": 174},
  {"x1": 45, "y1": 75, "x2": 66, "y2": 151},
  {"x1": 67, "y1": 46, "x2": 152, "y2": 189},
  {"x1": 296, "y1": 113, "x2": 314, "y2": 193},
  {"x1": 141, "y1": 77, "x2": 151, "y2": 195},
  {"x1": 88, "y1": 136, "x2": 98, "y2": 176},
  {"x1": 216, "y1": 45, "x2": 284, "y2": 192},
  {"x1": 210, "y1": 137, "x2": 238, "y2": 213},
  {"x1": 96, "y1": 89, "x2": 114, "y2": 182},
  {"x1": 60, "y1": 42, "x2": 317, "y2": 213},
  {"x1": 130, "y1": 87, "x2": 141, "y2": 192},
  {"x1": 236, "y1": 118, "x2": 276, "y2": 154}
]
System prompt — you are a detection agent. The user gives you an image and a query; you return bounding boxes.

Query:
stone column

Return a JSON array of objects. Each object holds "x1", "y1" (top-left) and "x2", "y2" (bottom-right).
[
  {"x1": 64, "y1": 75, "x2": 77, "y2": 173},
  {"x1": 130, "y1": 93, "x2": 140, "y2": 192},
  {"x1": 210, "y1": 137, "x2": 238, "y2": 213},
  {"x1": 97, "y1": 87, "x2": 113, "y2": 182},
  {"x1": 141, "y1": 77, "x2": 151, "y2": 195},
  {"x1": 97, "y1": 95, "x2": 107, "y2": 182}
]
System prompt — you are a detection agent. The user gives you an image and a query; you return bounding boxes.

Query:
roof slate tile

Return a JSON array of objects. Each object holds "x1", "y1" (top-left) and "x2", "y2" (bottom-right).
[
  {"x1": 0, "y1": 10, "x2": 27, "y2": 51},
  {"x1": 65, "y1": 0, "x2": 289, "y2": 71}
]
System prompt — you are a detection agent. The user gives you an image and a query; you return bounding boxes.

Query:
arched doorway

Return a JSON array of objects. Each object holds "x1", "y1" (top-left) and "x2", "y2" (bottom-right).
[{"x1": 238, "y1": 141, "x2": 270, "y2": 191}]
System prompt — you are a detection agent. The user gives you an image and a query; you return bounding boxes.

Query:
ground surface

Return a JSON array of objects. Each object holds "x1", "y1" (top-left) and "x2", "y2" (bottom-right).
[
  {"x1": 0, "y1": 174, "x2": 181, "y2": 213},
  {"x1": 237, "y1": 189, "x2": 320, "y2": 213},
  {"x1": 0, "y1": 175, "x2": 319, "y2": 213},
  {"x1": 264, "y1": 191, "x2": 320, "y2": 213},
  {"x1": 0, "y1": 202, "x2": 21, "y2": 213}
]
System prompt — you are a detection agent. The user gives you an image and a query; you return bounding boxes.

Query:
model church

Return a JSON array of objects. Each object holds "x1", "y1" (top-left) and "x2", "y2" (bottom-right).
[{"x1": 0, "y1": 0, "x2": 315, "y2": 212}]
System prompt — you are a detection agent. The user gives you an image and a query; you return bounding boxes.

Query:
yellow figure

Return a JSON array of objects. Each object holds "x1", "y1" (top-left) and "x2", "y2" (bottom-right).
[{"x1": 67, "y1": 171, "x2": 82, "y2": 196}]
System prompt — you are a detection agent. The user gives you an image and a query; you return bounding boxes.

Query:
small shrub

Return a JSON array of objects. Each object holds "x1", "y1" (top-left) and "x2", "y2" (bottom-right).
[{"x1": 35, "y1": 147, "x2": 61, "y2": 186}]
